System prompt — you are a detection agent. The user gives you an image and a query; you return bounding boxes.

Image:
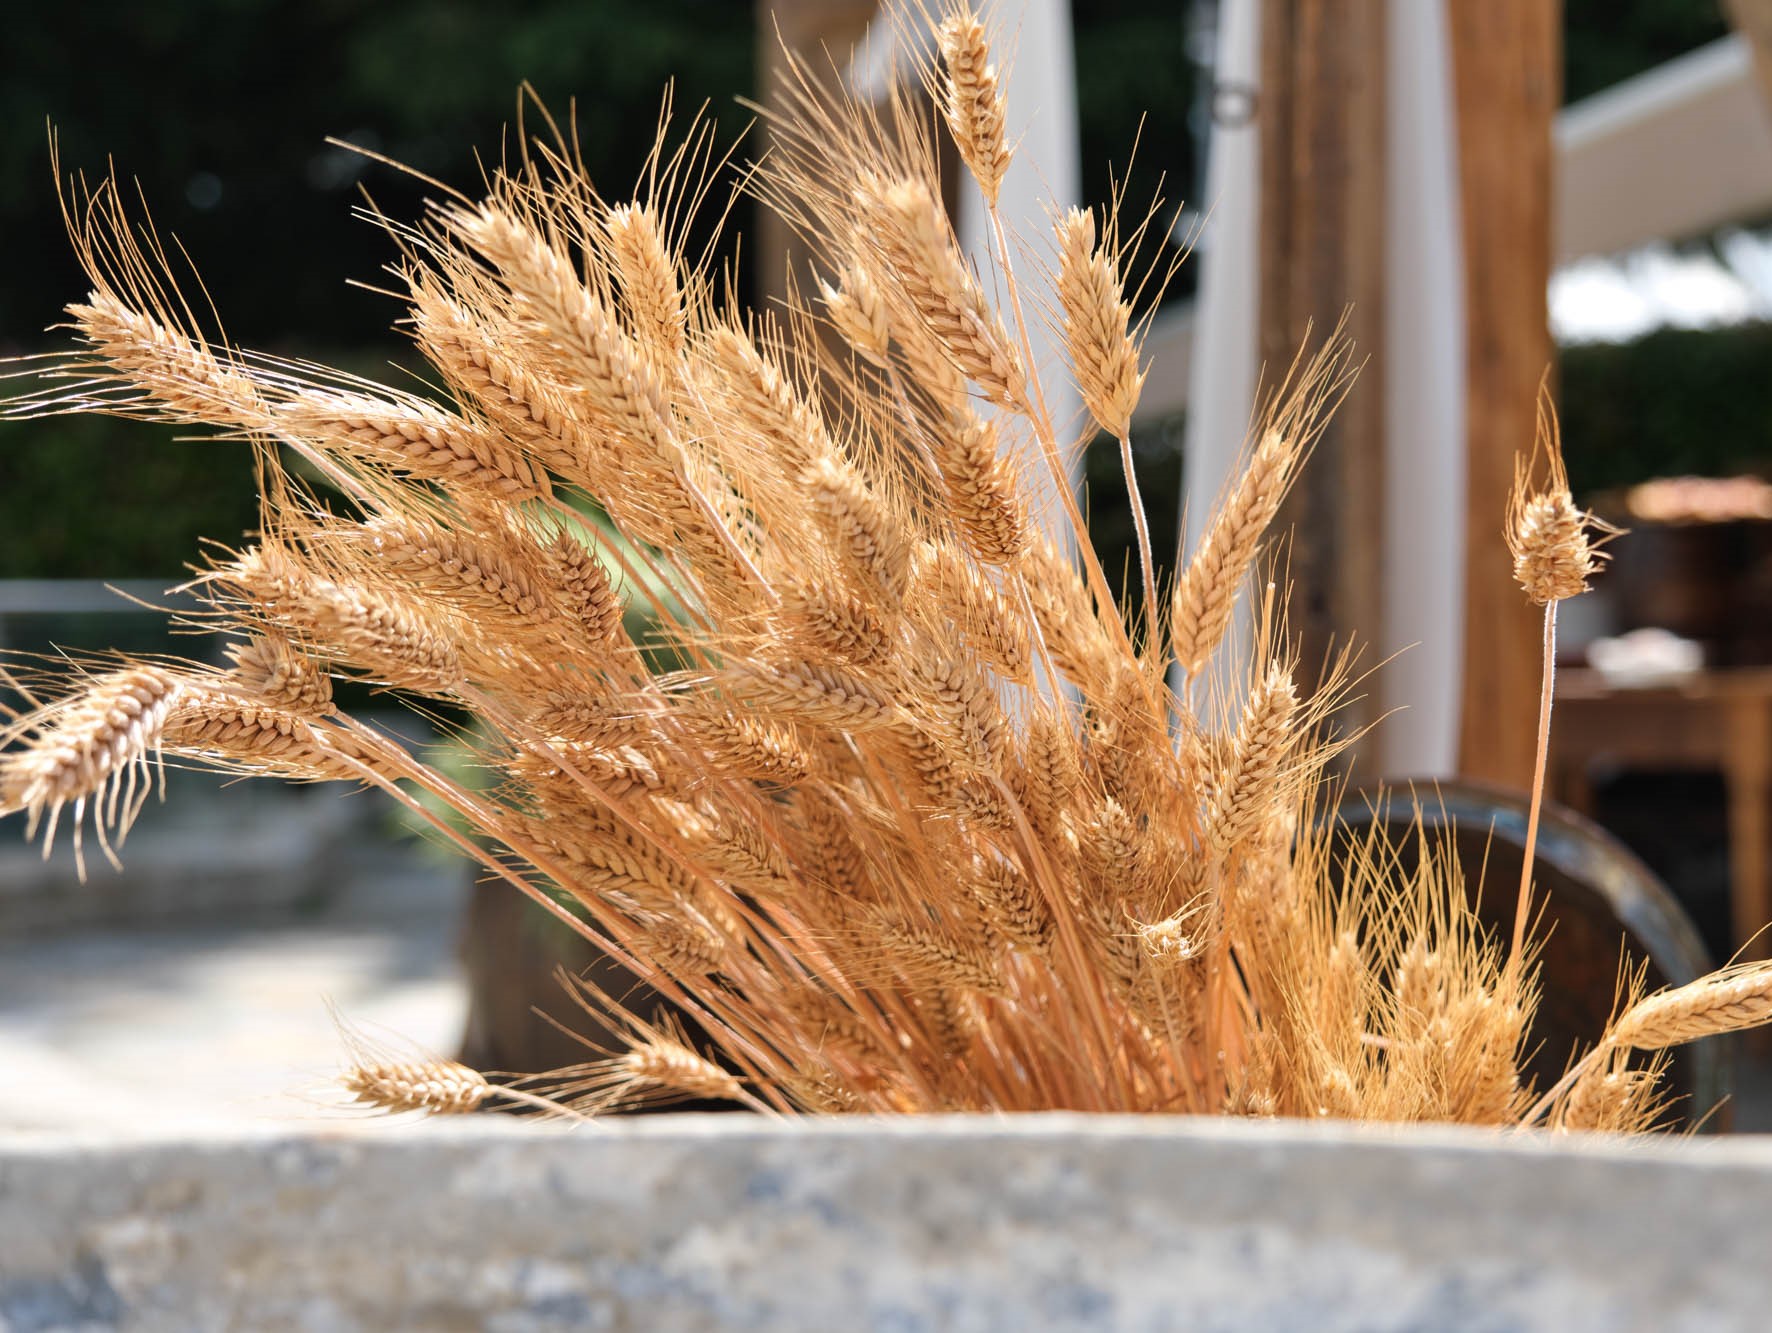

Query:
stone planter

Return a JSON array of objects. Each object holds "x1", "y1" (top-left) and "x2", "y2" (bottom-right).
[{"x1": 3, "y1": 1115, "x2": 1769, "y2": 1331}]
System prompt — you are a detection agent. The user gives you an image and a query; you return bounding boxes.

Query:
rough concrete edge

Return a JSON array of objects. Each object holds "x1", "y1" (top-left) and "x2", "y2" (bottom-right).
[
  {"x1": 6, "y1": 1109, "x2": 1772, "y2": 1164},
  {"x1": 6, "y1": 1114, "x2": 1771, "y2": 1331}
]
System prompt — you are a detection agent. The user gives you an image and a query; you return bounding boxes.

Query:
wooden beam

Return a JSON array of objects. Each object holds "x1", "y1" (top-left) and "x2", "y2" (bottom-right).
[
  {"x1": 1726, "y1": 0, "x2": 1772, "y2": 108},
  {"x1": 1449, "y1": 1, "x2": 1561, "y2": 790},
  {"x1": 1557, "y1": 36, "x2": 1772, "y2": 262},
  {"x1": 1257, "y1": 0, "x2": 1387, "y2": 748}
]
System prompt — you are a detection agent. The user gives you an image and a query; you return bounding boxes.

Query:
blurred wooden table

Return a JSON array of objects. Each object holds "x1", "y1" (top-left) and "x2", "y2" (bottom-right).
[{"x1": 1552, "y1": 668, "x2": 1772, "y2": 961}]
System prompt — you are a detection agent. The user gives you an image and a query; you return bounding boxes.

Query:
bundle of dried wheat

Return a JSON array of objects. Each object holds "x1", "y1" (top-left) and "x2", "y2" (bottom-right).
[{"x1": 3, "y1": 3, "x2": 1766, "y2": 1129}]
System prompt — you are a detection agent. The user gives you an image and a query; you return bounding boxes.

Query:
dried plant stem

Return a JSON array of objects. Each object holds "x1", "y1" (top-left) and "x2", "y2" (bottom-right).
[
  {"x1": 981, "y1": 771, "x2": 1128, "y2": 1106},
  {"x1": 682, "y1": 475, "x2": 781, "y2": 607},
  {"x1": 343, "y1": 1059, "x2": 595, "y2": 1121},
  {"x1": 1509, "y1": 601, "x2": 1557, "y2": 973},
  {"x1": 1526, "y1": 963, "x2": 1772, "y2": 1127},
  {"x1": 1118, "y1": 433, "x2": 1157, "y2": 622},
  {"x1": 880, "y1": 359, "x2": 948, "y2": 482},
  {"x1": 1520, "y1": 1045, "x2": 1595, "y2": 1128},
  {"x1": 484, "y1": 1084, "x2": 600, "y2": 1120},
  {"x1": 1056, "y1": 206, "x2": 1151, "y2": 618}
]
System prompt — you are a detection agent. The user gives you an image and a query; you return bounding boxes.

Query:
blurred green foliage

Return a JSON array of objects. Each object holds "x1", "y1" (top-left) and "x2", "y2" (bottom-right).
[
  {"x1": 1, "y1": 0, "x2": 754, "y2": 576},
  {"x1": 1564, "y1": 0, "x2": 1728, "y2": 103},
  {"x1": 0, "y1": 2, "x2": 1751, "y2": 577},
  {"x1": 0, "y1": 0, "x2": 754, "y2": 350},
  {"x1": 1560, "y1": 323, "x2": 1772, "y2": 495},
  {"x1": 0, "y1": 0, "x2": 1194, "y2": 578},
  {"x1": 0, "y1": 417, "x2": 261, "y2": 577}
]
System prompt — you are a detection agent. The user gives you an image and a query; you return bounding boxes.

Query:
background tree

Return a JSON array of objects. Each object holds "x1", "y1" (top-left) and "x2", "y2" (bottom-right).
[{"x1": 0, "y1": 0, "x2": 1743, "y2": 576}]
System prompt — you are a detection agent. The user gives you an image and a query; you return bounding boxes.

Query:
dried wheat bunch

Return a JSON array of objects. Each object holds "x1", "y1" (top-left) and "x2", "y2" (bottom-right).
[{"x1": 1, "y1": 2, "x2": 1755, "y2": 1130}]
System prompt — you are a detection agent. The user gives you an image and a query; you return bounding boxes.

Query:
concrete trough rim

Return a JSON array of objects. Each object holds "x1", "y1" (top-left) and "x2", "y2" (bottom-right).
[
  {"x1": 5, "y1": 1114, "x2": 1770, "y2": 1331},
  {"x1": 4, "y1": 1104, "x2": 1772, "y2": 1154}
]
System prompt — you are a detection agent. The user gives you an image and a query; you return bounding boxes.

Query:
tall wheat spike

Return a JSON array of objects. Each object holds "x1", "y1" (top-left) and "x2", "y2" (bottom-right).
[{"x1": 0, "y1": 1, "x2": 1743, "y2": 1131}]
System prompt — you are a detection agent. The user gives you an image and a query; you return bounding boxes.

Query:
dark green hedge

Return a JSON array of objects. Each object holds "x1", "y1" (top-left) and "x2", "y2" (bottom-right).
[
  {"x1": 0, "y1": 0, "x2": 1746, "y2": 579},
  {"x1": 1559, "y1": 323, "x2": 1772, "y2": 495},
  {"x1": 0, "y1": 416, "x2": 262, "y2": 578},
  {"x1": 1564, "y1": 0, "x2": 1727, "y2": 103}
]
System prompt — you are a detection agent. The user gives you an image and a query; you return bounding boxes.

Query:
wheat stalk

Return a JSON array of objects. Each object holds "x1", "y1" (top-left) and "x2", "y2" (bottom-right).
[
  {"x1": 1504, "y1": 384, "x2": 1620, "y2": 971},
  {"x1": 820, "y1": 263, "x2": 892, "y2": 365},
  {"x1": 1058, "y1": 205, "x2": 1153, "y2": 615},
  {"x1": 275, "y1": 389, "x2": 552, "y2": 501},
  {"x1": 869, "y1": 177, "x2": 1025, "y2": 408},
  {"x1": 0, "y1": 666, "x2": 181, "y2": 870},
  {"x1": 1170, "y1": 429, "x2": 1298, "y2": 683}
]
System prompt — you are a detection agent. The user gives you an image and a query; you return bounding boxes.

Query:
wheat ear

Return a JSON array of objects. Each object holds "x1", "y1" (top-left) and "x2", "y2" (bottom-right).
[
  {"x1": 1204, "y1": 664, "x2": 1298, "y2": 854},
  {"x1": 939, "y1": 8, "x2": 1012, "y2": 207},
  {"x1": 341, "y1": 1060, "x2": 492, "y2": 1115},
  {"x1": 605, "y1": 203, "x2": 687, "y2": 361},
  {"x1": 1610, "y1": 965, "x2": 1772, "y2": 1050},
  {"x1": 342, "y1": 1058, "x2": 592, "y2": 1121},
  {"x1": 161, "y1": 691, "x2": 363, "y2": 782},
  {"x1": 870, "y1": 177, "x2": 1025, "y2": 408},
  {"x1": 1058, "y1": 206, "x2": 1152, "y2": 615},
  {"x1": 929, "y1": 413, "x2": 1030, "y2": 566},
  {"x1": 820, "y1": 263, "x2": 892, "y2": 364},
  {"x1": 69, "y1": 292, "x2": 263, "y2": 425},
  {"x1": 0, "y1": 667, "x2": 182, "y2": 871},
  {"x1": 622, "y1": 1035, "x2": 747, "y2": 1104},
  {"x1": 350, "y1": 511, "x2": 564, "y2": 626},
  {"x1": 225, "y1": 634, "x2": 333, "y2": 713},
  {"x1": 1170, "y1": 428, "x2": 1299, "y2": 682},
  {"x1": 273, "y1": 389, "x2": 551, "y2": 501}
]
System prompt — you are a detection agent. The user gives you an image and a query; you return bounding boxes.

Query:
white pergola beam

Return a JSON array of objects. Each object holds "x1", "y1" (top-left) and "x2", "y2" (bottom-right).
[{"x1": 1556, "y1": 35, "x2": 1772, "y2": 262}]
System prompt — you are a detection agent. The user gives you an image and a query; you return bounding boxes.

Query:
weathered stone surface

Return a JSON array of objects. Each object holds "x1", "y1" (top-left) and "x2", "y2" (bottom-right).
[
  {"x1": 0, "y1": 775, "x2": 365, "y2": 932},
  {"x1": 2, "y1": 1114, "x2": 1769, "y2": 1331}
]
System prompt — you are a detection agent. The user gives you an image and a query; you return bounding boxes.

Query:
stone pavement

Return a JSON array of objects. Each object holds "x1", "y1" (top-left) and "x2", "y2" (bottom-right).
[
  {"x1": 5, "y1": 776, "x2": 1772, "y2": 1137},
  {"x1": 0, "y1": 811, "x2": 470, "y2": 1135}
]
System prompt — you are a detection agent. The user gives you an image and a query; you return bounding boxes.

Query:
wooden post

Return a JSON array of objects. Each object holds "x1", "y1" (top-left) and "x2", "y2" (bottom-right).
[
  {"x1": 1727, "y1": 0, "x2": 1772, "y2": 107},
  {"x1": 754, "y1": 0, "x2": 879, "y2": 309},
  {"x1": 1257, "y1": 0, "x2": 1387, "y2": 751},
  {"x1": 1449, "y1": 1, "x2": 1561, "y2": 790}
]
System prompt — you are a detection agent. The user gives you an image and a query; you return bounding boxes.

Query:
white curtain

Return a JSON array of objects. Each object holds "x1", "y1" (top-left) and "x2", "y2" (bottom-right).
[
  {"x1": 1380, "y1": 0, "x2": 1465, "y2": 778},
  {"x1": 956, "y1": 0, "x2": 1083, "y2": 537}
]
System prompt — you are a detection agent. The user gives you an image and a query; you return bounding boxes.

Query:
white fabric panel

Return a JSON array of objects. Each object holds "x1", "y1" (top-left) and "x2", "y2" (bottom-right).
[
  {"x1": 1378, "y1": 0, "x2": 1465, "y2": 779},
  {"x1": 956, "y1": 0, "x2": 1083, "y2": 541},
  {"x1": 1178, "y1": 0, "x2": 1262, "y2": 709}
]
